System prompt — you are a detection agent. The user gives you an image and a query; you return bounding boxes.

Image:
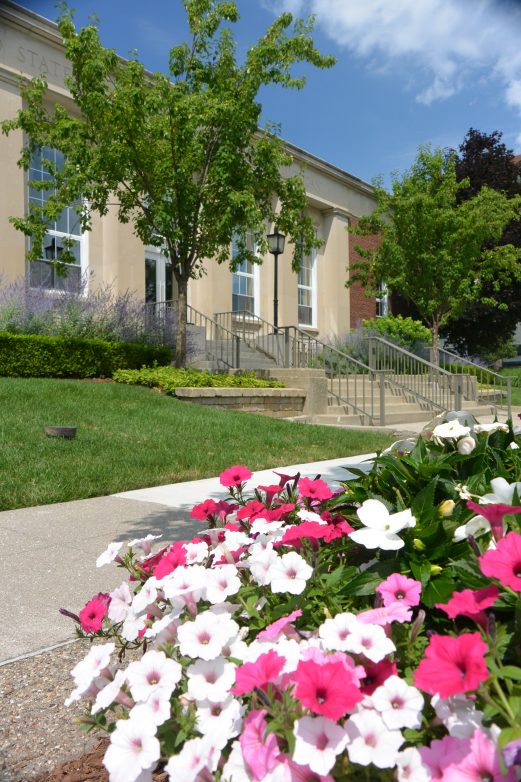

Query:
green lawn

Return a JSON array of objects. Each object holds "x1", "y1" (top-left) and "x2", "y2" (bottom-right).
[{"x1": 0, "y1": 377, "x2": 396, "y2": 511}]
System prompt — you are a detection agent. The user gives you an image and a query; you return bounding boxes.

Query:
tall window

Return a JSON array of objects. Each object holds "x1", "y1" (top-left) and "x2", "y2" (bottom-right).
[
  {"x1": 232, "y1": 233, "x2": 257, "y2": 314},
  {"x1": 27, "y1": 146, "x2": 84, "y2": 290},
  {"x1": 298, "y1": 247, "x2": 316, "y2": 327}
]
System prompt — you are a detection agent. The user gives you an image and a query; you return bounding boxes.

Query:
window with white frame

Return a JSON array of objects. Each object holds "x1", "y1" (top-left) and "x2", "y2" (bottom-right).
[
  {"x1": 376, "y1": 282, "x2": 389, "y2": 317},
  {"x1": 298, "y1": 246, "x2": 316, "y2": 327},
  {"x1": 27, "y1": 146, "x2": 84, "y2": 291},
  {"x1": 232, "y1": 233, "x2": 257, "y2": 314}
]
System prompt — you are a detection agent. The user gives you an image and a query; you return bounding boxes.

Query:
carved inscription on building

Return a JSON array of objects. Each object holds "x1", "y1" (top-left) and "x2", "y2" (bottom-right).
[{"x1": 0, "y1": 22, "x2": 71, "y2": 89}]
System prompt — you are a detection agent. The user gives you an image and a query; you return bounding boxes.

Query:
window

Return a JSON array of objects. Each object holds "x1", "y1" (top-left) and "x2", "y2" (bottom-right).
[
  {"x1": 298, "y1": 247, "x2": 316, "y2": 327},
  {"x1": 376, "y1": 282, "x2": 389, "y2": 317},
  {"x1": 27, "y1": 146, "x2": 84, "y2": 291},
  {"x1": 231, "y1": 233, "x2": 258, "y2": 314}
]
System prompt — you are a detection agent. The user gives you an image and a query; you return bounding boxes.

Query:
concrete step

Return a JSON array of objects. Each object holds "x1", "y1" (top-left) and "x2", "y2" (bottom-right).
[{"x1": 327, "y1": 402, "x2": 424, "y2": 416}]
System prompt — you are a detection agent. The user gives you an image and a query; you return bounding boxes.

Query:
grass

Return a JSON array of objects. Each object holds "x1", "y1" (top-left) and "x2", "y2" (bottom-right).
[
  {"x1": 499, "y1": 368, "x2": 521, "y2": 406},
  {"x1": 0, "y1": 377, "x2": 396, "y2": 511}
]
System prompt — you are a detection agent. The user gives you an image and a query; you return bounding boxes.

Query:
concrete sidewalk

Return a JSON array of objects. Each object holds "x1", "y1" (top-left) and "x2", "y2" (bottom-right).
[{"x1": 2, "y1": 454, "x2": 373, "y2": 665}]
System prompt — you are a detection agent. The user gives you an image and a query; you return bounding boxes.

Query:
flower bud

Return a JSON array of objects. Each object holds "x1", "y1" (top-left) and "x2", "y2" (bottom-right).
[
  {"x1": 457, "y1": 435, "x2": 476, "y2": 456},
  {"x1": 508, "y1": 441, "x2": 520, "y2": 450},
  {"x1": 438, "y1": 499, "x2": 455, "y2": 518},
  {"x1": 430, "y1": 564, "x2": 442, "y2": 575},
  {"x1": 413, "y1": 538, "x2": 426, "y2": 551}
]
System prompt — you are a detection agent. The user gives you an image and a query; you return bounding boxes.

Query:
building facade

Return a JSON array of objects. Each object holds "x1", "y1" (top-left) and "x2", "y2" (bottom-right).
[{"x1": 0, "y1": 1, "x2": 377, "y2": 342}]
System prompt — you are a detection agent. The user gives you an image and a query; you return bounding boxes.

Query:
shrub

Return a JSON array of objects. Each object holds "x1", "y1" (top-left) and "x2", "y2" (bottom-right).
[
  {"x1": 0, "y1": 332, "x2": 171, "y2": 378},
  {"x1": 112, "y1": 366, "x2": 285, "y2": 393},
  {"x1": 363, "y1": 314, "x2": 432, "y2": 352}
]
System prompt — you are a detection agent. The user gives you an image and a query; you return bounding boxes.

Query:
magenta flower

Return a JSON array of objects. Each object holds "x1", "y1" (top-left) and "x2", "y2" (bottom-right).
[
  {"x1": 413, "y1": 633, "x2": 489, "y2": 698},
  {"x1": 190, "y1": 498, "x2": 218, "y2": 520},
  {"x1": 219, "y1": 465, "x2": 252, "y2": 487},
  {"x1": 467, "y1": 500, "x2": 521, "y2": 541},
  {"x1": 359, "y1": 659, "x2": 398, "y2": 695},
  {"x1": 292, "y1": 658, "x2": 363, "y2": 719},
  {"x1": 231, "y1": 650, "x2": 285, "y2": 696},
  {"x1": 480, "y1": 532, "x2": 521, "y2": 591},
  {"x1": 79, "y1": 592, "x2": 111, "y2": 634},
  {"x1": 298, "y1": 477, "x2": 333, "y2": 501},
  {"x1": 443, "y1": 729, "x2": 516, "y2": 781},
  {"x1": 240, "y1": 710, "x2": 280, "y2": 781},
  {"x1": 153, "y1": 541, "x2": 187, "y2": 579},
  {"x1": 436, "y1": 586, "x2": 499, "y2": 628},
  {"x1": 257, "y1": 609, "x2": 302, "y2": 642},
  {"x1": 376, "y1": 573, "x2": 422, "y2": 607}
]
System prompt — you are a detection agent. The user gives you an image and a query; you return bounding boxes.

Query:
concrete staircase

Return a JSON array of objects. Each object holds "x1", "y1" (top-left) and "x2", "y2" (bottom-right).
[
  {"x1": 194, "y1": 339, "x2": 279, "y2": 372},
  {"x1": 311, "y1": 375, "x2": 493, "y2": 428}
]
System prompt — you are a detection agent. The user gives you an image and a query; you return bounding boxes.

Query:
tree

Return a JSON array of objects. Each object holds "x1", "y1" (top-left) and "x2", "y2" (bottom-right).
[
  {"x1": 347, "y1": 146, "x2": 521, "y2": 364},
  {"x1": 1, "y1": 1, "x2": 334, "y2": 366},
  {"x1": 442, "y1": 128, "x2": 521, "y2": 361}
]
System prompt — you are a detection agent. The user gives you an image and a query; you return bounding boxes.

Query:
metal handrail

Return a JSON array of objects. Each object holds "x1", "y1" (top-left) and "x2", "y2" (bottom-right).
[
  {"x1": 155, "y1": 300, "x2": 240, "y2": 369},
  {"x1": 214, "y1": 310, "x2": 285, "y2": 365},
  {"x1": 366, "y1": 336, "x2": 464, "y2": 413},
  {"x1": 438, "y1": 345, "x2": 512, "y2": 417}
]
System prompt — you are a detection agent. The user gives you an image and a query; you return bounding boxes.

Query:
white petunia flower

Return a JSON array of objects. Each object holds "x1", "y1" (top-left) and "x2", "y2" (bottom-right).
[
  {"x1": 293, "y1": 715, "x2": 348, "y2": 776},
  {"x1": 186, "y1": 656, "x2": 236, "y2": 703},
  {"x1": 91, "y1": 669, "x2": 127, "y2": 715},
  {"x1": 144, "y1": 610, "x2": 180, "y2": 641},
  {"x1": 250, "y1": 518, "x2": 286, "y2": 536},
  {"x1": 103, "y1": 716, "x2": 160, "y2": 782},
  {"x1": 130, "y1": 692, "x2": 171, "y2": 727},
  {"x1": 269, "y1": 551, "x2": 313, "y2": 594},
  {"x1": 132, "y1": 578, "x2": 159, "y2": 614},
  {"x1": 318, "y1": 612, "x2": 360, "y2": 652},
  {"x1": 345, "y1": 710, "x2": 403, "y2": 769},
  {"x1": 453, "y1": 515, "x2": 492, "y2": 542},
  {"x1": 371, "y1": 675, "x2": 424, "y2": 729},
  {"x1": 395, "y1": 747, "x2": 431, "y2": 781},
  {"x1": 164, "y1": 736, "x2": 219, "y2": 782},
  {"x1": 126, "y1": 650, "x2": 182, "y2": 703},
  {"x1": 108, "y1": 582, "x2": 133, "y2": 623},
  {"x1": 96, "y1": 541, "x2": 124, "y2": 568},
  {"x1": 297, "y1": 509, "x2": 326, "y2": 524},
  {"x1": 177, "y1": 610, "x2": 239, "y2": 660},
  {"x1": 195, "y1": 696, "x2": 243, "y2": 748},
  {"x1": 481, "y1": 476, "x2": 521, "y2": 505},
  {"x1": 343, "y1": 620, "x2": 396, "y2": 663},
  {"x1": 350, "y1": 499, "x2": 415, "y2": 551},
  {"x1": 71, "y1": 643, "x2": 115, "y2": 688},
  {"x1": 431, "y1": 693, "x2": 484, "y2": 738},
  {"x1": 184, "y1": 541, "x2": 209, "y2": 565},
  {"x1": 474, "y1": 422, "x2": 509, "y2": 435},
  {"x1": 205, "y1": 564, "x2": 241, "y2": 604},
  {"x1": 160, "y1": 564, "x2": 207, "y2": 605},
  {"x1": 221, "y1": 740, "x2": 252, "y2": 782},
  {"x1": 128, "y1": 534, "x2": 162, "y2": 556},
  {"x1": 121, "y1": 609, "x2": 147, "y2": 642},
  {"x1": 248, "y1": 546, "x2": 280, "y2": 586}
]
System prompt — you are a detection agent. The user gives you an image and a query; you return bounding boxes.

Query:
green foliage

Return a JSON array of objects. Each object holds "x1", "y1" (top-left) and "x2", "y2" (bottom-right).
[
  {"x1": 0, "y1": 332, "x2": 171, "y2": 378},
  {"x1": 112, "y1": 365, "x2": 285, "y2": 392},
  {"x1": 362, "y1": 315, "x2": 432, "y2": 351},
  {"x1": 1, "y1": 0, "x2": 334, "y2": 364},
  {"x1": 348, "y1": 146, "x2": 521, "y2": 357}
]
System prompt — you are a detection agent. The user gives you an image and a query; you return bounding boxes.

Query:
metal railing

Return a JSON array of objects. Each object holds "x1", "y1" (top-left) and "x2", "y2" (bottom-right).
[
  {"x1": 282, "y1": 326, "x2": 385, "y2": 425},
  {"x1": 155, "y1": 300, "x2": 240, "y2": 369},
  {"x1": 366, "y1": 336, "x2": 464, "y2": 413},
  {"x1": 437, "y1": 346, "x2": 512, "y2": 417},
  {"x1": 214, "y1": 310, "x2": 285, "y2": 365}
]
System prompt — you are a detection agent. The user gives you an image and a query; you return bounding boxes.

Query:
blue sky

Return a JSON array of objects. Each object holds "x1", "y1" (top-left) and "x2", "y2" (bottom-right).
[{"x1": 17, "y1": 0, "x2": 521, "y2": 186}]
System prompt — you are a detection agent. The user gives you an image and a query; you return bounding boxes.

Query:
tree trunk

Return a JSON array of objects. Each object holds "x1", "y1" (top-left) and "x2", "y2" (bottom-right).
[
  {"x1": 175, "y1": 277, "x2": 188, "y2": 368},
  {"x1": 431, "y1": 321, "x2": 440, "y2": 366}
]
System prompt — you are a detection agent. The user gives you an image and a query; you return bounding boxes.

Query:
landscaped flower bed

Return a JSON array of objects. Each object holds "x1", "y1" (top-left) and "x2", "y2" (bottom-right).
[{"x1": 63, "y1": 412, "x2": 521, "y2": 780}]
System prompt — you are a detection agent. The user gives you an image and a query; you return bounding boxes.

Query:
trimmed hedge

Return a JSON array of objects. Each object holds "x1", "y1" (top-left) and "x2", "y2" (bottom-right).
[{"x1": 0, "y1": 331, "x2": 172, "y2": 378}]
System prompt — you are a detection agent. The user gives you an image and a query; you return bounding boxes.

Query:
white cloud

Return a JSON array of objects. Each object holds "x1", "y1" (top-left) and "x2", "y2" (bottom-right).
[{"x1": 263, "y1": 0, "x2": 521, "y2": 131}]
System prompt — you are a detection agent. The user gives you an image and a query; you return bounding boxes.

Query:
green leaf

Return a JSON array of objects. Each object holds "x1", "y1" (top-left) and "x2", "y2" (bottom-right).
[
  {"x1": 422, "y1": 575, "x2": 457, "y2": 607},
  {"x1": 498, "y1": 665, "x2": 521, "y2": 682}
]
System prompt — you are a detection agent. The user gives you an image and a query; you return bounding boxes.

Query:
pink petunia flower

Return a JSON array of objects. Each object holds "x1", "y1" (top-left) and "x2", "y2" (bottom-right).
[
  {"x1": 443, "y1": 729, "x2": 516, "y2": 782},
  {"x1": 480, "y1": 532, "x2": 521, "y2": 592},
  {"x1": 467, "y1": 500, "x2": 521, "y2": 541},
  {"x1": 190, "y1": 498, "x2": 218, "y2": 520},
  {"x1": 435, "y1": 586, "x2": 499, "y2": 628},
  {"x1": 376, "y1": 573, "x2": 422, "y2": 607},
  {"x1": 357, "y1": 602, "x2": 413, "y2": 626},
  {"x1": 359, "y1": 658, "x2": 398, "y2": 696},
  {"x1": 79, "y1": 592, "x2": 111, "y2": 634},
  {"x1": 298, "y1": 477, "x2": 333, "y2": 502},
  {"x1": 292, "y1": 658, "x2": 363, "y2": 720},
  {"x1": 232, "y1": 650, "x2": 286, "y2": 696},
  {"x1": 220, "y1": 465, "x2": 252, "y2": 487},
  {"x1": 240, "y1": 710, "x2": 280, "y2": 781},
  {"x1": 152, "y1": 541, "x2": 187, "y2": 580},
  {"x1": 413, "y1": 633, "x2": 489, "y2": 698},
  {"x1": 420, "y1": 735, "x2": 471, "y2": 782},
  {"x1": 257, "y1": 610, "x2": 302, "y2": 642}
]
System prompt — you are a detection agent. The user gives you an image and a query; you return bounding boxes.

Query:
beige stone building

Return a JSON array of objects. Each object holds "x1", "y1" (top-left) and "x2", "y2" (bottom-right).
[{"x1": 0, "y1": 1, "x2": 377, "y2": 343}]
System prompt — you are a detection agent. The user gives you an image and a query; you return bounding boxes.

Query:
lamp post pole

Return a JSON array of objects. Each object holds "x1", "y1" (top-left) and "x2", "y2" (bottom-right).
[{"x1": 267, "y1": 227, "x2": 286, "y2": 334}]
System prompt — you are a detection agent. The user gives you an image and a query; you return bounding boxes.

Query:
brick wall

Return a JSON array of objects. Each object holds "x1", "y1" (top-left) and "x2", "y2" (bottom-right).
[{"x1": 348, "y1": 216, "x2": 379, "y2": 328}]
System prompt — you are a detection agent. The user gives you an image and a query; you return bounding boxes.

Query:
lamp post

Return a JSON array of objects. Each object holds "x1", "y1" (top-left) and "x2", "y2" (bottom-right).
[{"x1": 267, "y1": 227, "x2": 285, "y2": 333}]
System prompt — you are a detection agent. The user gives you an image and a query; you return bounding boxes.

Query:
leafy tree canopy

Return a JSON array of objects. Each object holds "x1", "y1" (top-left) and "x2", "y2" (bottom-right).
[
  {"x1": 442, "y1": 128, "x2": 521, "y2": 361},
  {"x1": 1, "y1": 0, "x2": 335, "y2": 365},
  {"x1": 347, "y1": 146, "x2": 521, "y2": 362}
]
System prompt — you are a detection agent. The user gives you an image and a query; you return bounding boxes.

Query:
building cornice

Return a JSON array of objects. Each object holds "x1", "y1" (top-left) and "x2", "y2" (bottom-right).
[{"x1": 0, "y1": 1, "x2": 62, "y2": 48}]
